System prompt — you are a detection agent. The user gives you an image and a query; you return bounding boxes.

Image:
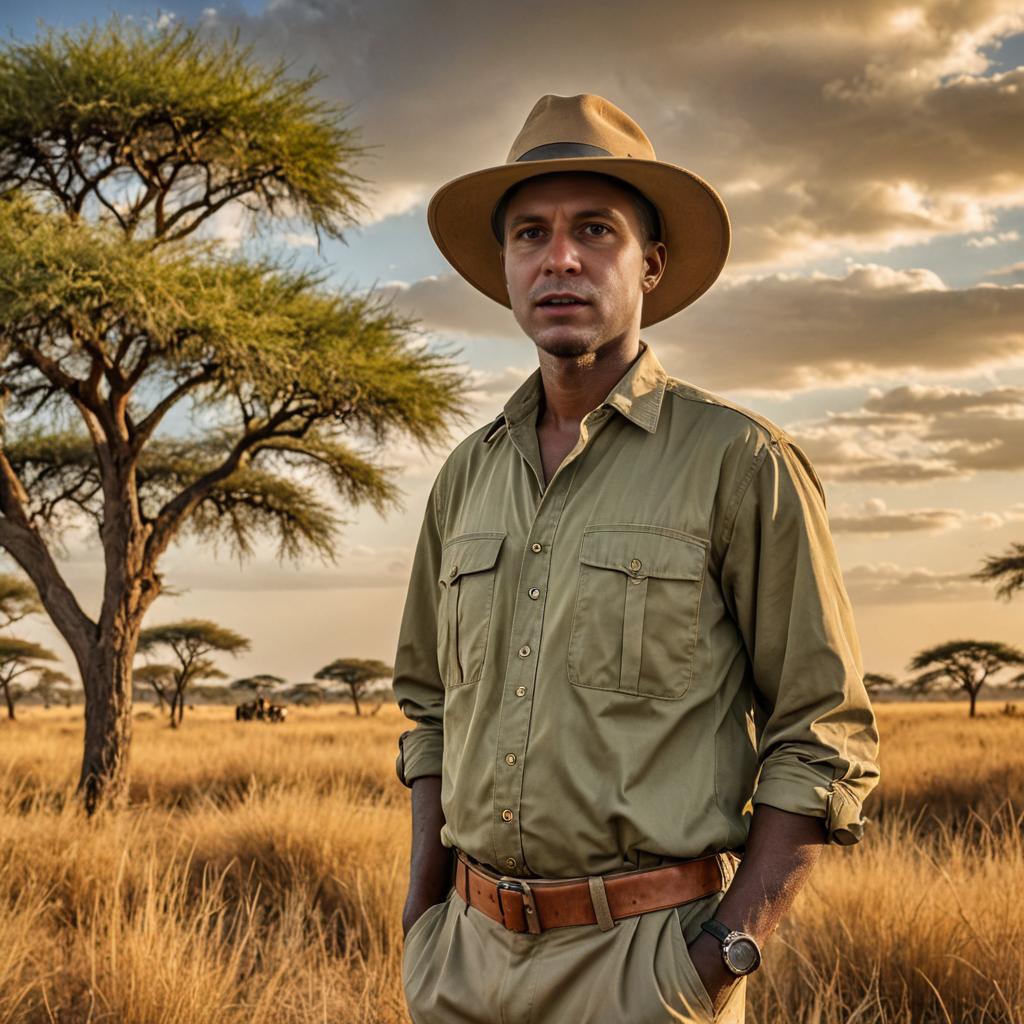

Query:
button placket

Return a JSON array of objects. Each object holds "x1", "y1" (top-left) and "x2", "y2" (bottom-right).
[{"x1": 491, "y1": 450, "x2": 584, "y2": 876}]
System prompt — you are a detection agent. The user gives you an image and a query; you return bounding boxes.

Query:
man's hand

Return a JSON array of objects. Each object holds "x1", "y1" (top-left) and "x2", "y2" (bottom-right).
[
  {"x1": 686, "y1": 932, "x2": 743, "y2": 1015},
  {"x1": 403, "y1": 775, "x2": 453, "y2": 940}
]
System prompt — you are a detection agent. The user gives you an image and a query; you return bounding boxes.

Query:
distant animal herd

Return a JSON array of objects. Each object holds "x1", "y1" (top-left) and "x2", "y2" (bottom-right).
[{"x1": 235, "y1": 696, "x2": 288, "y2": 723}]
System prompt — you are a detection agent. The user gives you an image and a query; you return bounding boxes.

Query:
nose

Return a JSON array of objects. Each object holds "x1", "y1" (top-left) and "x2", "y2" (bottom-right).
[{"x1": 542, "y1": 224, "x2": 581, "y2": 276}]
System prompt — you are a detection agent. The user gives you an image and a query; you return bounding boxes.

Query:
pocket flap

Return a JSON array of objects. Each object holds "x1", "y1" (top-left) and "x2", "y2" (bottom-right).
[
  {"x1": 579, "y1": 526, "x2": 705, "y2": 580},
  {"x1": 439, "y1": 532, "x2": 505, "y2": 584}
]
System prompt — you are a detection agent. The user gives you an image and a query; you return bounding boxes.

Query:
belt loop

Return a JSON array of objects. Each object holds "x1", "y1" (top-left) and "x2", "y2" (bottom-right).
[
  {"x1": 714, "y1": 851, "x2": 732, "y2": 891},
  {"x1": 518, "y1": 878, "x2": 542, "y2": 935},
  {"x1": 587, "y1": 875, "x2": 616, "y2": 931}
]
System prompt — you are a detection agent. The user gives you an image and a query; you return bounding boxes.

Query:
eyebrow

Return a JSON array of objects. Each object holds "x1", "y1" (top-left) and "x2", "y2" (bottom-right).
[{"x1": 507, "y1": 207, "x2": 625, "y2": 230}]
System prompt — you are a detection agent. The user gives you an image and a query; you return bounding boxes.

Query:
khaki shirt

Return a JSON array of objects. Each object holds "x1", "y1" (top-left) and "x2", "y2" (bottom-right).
[{"x1": 391, "y1": 339, "x2": 880, "y2": 879}]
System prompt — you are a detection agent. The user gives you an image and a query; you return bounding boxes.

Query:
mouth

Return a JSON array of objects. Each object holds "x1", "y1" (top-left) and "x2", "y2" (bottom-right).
[{"x1": 535, "y1": 293, "x2": 591, "y2": 315}]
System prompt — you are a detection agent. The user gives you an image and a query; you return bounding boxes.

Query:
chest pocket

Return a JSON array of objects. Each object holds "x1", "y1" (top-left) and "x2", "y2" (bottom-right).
[
  {"x1": 567, "y1": 525, "x2": 707, "y2": 699},
  {"x1": 437, "y1": 532, "x2": 505, "y2": 688}
]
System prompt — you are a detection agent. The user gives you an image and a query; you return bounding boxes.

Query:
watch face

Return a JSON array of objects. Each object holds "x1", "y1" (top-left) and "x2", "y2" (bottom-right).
[{"x1": 724, "y1": 937, "x2": 760, "y2": 974}]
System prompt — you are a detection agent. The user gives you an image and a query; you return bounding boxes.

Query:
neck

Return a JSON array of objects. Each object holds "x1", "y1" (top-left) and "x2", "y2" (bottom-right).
[{"x1": 535, "y1": 335, "x2": 643, "y2": 432}]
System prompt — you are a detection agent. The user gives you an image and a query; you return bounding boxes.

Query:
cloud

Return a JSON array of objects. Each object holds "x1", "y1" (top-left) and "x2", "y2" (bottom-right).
[
  {"x1": 211, "y1": 1, "x2": 1024, "y2": 266},
  {"x1": 966, "y1": 230, "x2": 1020, "y2": 248},
  {"x1": 989, "y1": 259, "x2": 1024, "y2": 278},
  {"x1": 842, "y1": 561, "x2": 988, "y2": 604},
  {"x1": 828, "y1": 497, "x2": 1010, "y2": 534},
  {"x1": 381, "y1": 263, "x2": 1024, "y2": 391},
  {"x1": 788, "y1": 383, "x2": 1024, "y2": 481},
  {"x1": 830, "y1": 499, "x2": 965, "y2": 535}
]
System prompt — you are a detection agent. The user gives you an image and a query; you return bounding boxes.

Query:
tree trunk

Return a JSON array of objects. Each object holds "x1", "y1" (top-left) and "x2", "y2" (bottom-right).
[
  {"x1": 2, "y1": 680, "x2": 15, "y2": 720},
  {"x1": 969, "y1": 686, "x2": 978, "y2": 718},
  {"x1": 351, "y1": 683, "x2": 361, "y2": 716},
  {"x1": 79, "y1": 642, "x2": 136, "y2": 813}
]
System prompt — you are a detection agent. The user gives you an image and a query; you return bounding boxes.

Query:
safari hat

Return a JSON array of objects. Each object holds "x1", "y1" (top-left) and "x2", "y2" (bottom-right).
[{"x1": 426, "y1": 93, "x2": 730, "y2": 327}]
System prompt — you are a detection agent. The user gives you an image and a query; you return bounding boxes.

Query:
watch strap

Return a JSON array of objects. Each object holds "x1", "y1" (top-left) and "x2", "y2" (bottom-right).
[{"x1": 700, "y1": 917, "x2": 731, "y2": 944}]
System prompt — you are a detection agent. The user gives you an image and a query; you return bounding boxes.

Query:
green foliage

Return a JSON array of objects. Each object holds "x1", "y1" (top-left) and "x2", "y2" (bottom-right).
[
  {"x1": 0, "y1": 571, "x2": 43, "y2": 626},
  {"x1": 138, "y1": 617, "x2": 250, "y2": 659},
  {"x1": 0, "y1": 16, "x2": 372, "y2": 243},
  {"x1": 972, "y1": 541, "x2": 1024, "y2": 601},
  {"x1": 0, "y1": 196, "x2": 465, "y2": 563}
]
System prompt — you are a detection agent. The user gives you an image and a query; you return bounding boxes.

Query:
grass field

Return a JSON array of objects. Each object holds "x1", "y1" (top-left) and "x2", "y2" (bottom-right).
[{"x1": 1, "y1": 701, "x2": 1022, "y2": 1023}]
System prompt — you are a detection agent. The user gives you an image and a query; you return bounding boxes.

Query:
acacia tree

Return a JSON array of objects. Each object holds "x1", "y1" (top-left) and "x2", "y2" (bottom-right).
[
  {"x1": 0, "y1": 21, "x2": 466, "y2": 810},
  {"x1": 0, "y1": 636, "x2": 60, "y2": 719},
  {"x1": 34, "y1": 665, "x2": 75, "y2": 708},
  {"x1": 137, "y1": 619, "x2": 248, "y2": 727},
  {"x1": 909, "y1": 640, "x2": 1024, "y2": 718},
  {"x1": 133, "y1": 662, "x2": 176, "y2": 711},
  {"x1": 973, "y1": 542, "x2": 1024, "y2": 601},
  {"x1": 315, "y1": 656, "x2": 392, "y2": 716}
]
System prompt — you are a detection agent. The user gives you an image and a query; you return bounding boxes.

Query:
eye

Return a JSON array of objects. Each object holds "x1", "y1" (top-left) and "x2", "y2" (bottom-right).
[
  {"x1": 584, "y1": 223, "x2": 612, "y2": 236},
  {"x1": 515, "y1": 226, "x2": 542, "y2": 240}
]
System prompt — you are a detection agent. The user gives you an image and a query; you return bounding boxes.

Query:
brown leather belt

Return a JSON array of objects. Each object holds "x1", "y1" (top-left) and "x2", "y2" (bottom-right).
[{"x1": 453, "y1": 848, "x2": 725, "y2": 935}]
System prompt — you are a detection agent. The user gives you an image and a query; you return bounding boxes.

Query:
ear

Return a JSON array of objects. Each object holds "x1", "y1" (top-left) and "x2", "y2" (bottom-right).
[{"x1": 641, "y1": 241, "x2": 668, "y2": 294}]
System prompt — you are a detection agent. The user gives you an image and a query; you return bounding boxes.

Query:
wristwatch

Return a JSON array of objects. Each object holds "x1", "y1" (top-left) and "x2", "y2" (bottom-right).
[{"x1": 699, "y1": 918, "x2": 762, "y2": 976}]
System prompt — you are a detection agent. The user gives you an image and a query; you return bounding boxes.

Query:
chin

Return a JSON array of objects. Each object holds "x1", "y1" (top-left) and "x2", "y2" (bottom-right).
[{"x1": 531, "y1": 327, "x2": 602, "y2": 360}]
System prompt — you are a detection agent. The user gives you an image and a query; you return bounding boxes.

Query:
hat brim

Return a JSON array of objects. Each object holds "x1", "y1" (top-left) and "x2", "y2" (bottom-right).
[{"x1": 426, "y1": 156, "x2": 730, "y2": 328}]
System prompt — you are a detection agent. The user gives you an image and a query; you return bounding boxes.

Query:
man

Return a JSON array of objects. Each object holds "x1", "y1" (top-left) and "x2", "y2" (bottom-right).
[{"x1": 392, "y1": 93, "x2": 880, "y2": 1023}]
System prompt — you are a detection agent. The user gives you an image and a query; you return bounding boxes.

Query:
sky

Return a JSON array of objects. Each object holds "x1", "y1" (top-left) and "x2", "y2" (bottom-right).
[{"x1": 1, "y1": 0, "x2": 1022, "y2": 686}]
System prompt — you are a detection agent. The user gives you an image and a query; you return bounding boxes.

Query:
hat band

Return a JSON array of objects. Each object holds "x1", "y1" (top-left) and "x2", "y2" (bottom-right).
[{"x1": 516, "y1": 142, "x2": 612, "y2": 161}]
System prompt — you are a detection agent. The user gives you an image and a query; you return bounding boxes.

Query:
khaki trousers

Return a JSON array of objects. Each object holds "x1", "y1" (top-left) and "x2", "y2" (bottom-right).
[{"x1": 401, "y1": 853, "x2": 747, "y2": 1024}]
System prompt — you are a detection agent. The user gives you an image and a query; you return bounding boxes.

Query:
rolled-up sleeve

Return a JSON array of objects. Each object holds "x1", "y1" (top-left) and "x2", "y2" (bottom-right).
[
  {"x1": 391, "y1": 472, "x2": 446, "y2": 788},
  {"x1": 719, "y1": 434, "x2": 881, "y2": 845}
]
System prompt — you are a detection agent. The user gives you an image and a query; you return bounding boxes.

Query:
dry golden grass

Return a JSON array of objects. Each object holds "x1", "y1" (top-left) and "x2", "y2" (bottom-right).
[{"x1": 1, "y1": 700, "x2": 1022, "y2": 1023}]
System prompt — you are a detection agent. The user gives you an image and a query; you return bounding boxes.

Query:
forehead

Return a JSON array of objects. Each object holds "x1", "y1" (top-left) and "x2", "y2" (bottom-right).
[{"x1": 504, "y1": 172, "x2": 637, "y2": 214}]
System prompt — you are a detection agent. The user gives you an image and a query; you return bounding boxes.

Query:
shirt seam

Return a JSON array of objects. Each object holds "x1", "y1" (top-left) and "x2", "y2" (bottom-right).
[{"x1": 719, "y1": 444, "x2": 770, "y2": 552}]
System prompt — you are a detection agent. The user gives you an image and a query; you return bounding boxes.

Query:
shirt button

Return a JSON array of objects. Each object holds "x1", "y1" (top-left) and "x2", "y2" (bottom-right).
[
  {"x1": 515, "y1": 686, "x2": 527, "y2": 697},
  {"x1": 505, "y1": 753, "x2": 517, "y2": 765},
  {"x1": 449, "y1": 565, "x2": 458, "y2": 577},
  {"x1": 629, "y1": 558, "x2": 641, "y2": 572},
  {"x1": 531, "y1": 542, "x2": 542, "y2": 553},
  {"x1": 502, "y1": 808, "x2": 514, "y2": 822},
  {"x1": 505, "y1": 857, "x2": 517, "y2": 869},
  {"x1": 518, "y1": 644, "x2": 531, "y2": 657},
  {"x1": 528, "y1": 587, "x2": 540, "y2": 599}
]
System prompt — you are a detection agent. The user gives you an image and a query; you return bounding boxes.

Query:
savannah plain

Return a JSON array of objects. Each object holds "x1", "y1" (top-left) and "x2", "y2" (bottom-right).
[{"x1": 1, "y1": 699, "x2": 1022, "y2": 1024}]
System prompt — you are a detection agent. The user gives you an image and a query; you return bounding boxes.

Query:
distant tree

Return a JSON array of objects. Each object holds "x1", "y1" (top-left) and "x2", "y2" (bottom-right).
[
  {"x1": 972, "y1": 542, "x2": 1024, "y2": 601},
  {"x1": 284, "y1": 681, "x2": 324, "y2": 706},
  {"x1": 133, "y1": 662, "x2": 177, "y2": 712},
  {"x1": 136, "y1": 619, "x2": 248, "y2": 727},
  {"x1": 0, "y1": 19, "x2": 467, "y2": 812},
  {"x1": 0, "y1": 636, "x2": 59, "y2": 719},
  {"x1": 863, "y1": 672, "x2": 898, "y2": 694},
  {"x1": 0, "y1": 573, "x2": 43, "y2": 626},
  {"x1": 189, "y1": 682, "x2": 233, "y2": 704},
  {"x1": 34, "y1": 665, "x2": 74, "y2": 708},
  {"x1": 230, "y1": 674, "x2": 286, "y2": 699},
  {"x1": 314, "y1": 657, "x2": 392, "y2": 716},
  {"x1": 909, "y1": 640, "x2": 1024, "y2": 718}
]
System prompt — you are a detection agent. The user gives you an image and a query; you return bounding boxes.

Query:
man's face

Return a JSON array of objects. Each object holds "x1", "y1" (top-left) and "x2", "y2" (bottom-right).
[{"x1": 498, "y1": 172, "x2": 666, "y2": 359}]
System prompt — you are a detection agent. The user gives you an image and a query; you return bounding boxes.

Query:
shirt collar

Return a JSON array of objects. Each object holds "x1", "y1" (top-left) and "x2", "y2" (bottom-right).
[{"x1": 482, "y1": 339, "x2": 669, "y2": 444}]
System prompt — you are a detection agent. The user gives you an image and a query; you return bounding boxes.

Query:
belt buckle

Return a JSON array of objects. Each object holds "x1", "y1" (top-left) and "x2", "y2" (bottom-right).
[{"x1": 496, "y1": 878, "x2": 542, "y2": 935}]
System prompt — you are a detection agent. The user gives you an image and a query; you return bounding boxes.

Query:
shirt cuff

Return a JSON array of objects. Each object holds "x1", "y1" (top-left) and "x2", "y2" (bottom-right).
[
  {"x1": 395, "y1": 726, "x2": 444, "y2": 788},
  {"x1": 751, "y1": 759, "x2": 870, "y2": 846}
]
